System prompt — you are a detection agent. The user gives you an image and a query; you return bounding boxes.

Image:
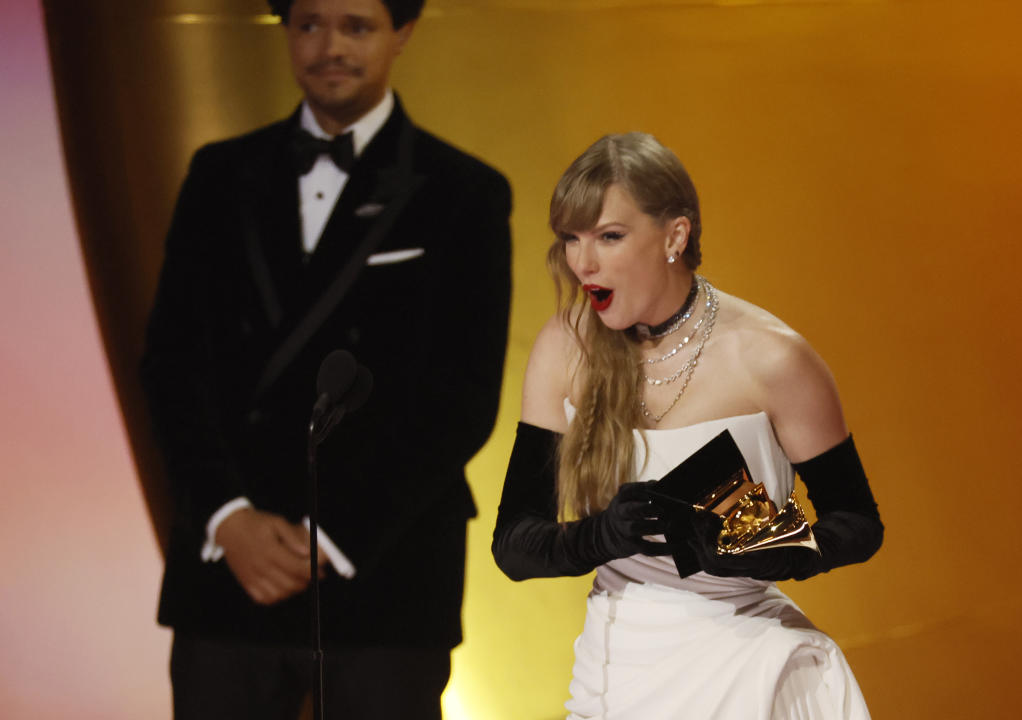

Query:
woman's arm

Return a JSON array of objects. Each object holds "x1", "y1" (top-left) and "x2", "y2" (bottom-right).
[
  {"x1": 492, "y1": 317, "x2": 668, "y2": 580},
  {"x1": 755, "y1": 326, "x2": 848, "y2": 464},
  {"x1": 520, "y1": 315, "x2": 575, "y2": 433},
  {"x1": 689, "y1": 327, "x2": 883, "y2": 580}
]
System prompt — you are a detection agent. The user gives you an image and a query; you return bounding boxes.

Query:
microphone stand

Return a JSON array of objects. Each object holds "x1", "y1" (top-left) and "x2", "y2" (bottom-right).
[{"x1": 306, "y1": 406, "x2": 342, "y2": 720}]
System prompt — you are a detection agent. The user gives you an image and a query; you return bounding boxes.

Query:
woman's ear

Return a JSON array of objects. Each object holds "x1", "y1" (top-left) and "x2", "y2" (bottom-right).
[{"x1": 665, "y1": 216, "x2": 691, "y2": 261}]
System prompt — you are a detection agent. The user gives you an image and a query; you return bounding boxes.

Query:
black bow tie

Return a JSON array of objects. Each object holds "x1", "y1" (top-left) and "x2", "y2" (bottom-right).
[{"x1": 290, "y1": 128, "x2": 356, "y2": 175}]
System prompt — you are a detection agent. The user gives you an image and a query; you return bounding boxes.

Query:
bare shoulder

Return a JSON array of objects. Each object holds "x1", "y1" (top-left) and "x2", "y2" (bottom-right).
[
  {"x1": 713, "y1": 293, "x2": 795, "y2": 359},
  {"x1": 718, "y1": 295, "x2": 817, "y2": 384},
  {"x1": 715, "y1": 292, "x2": 848, "y2": 462},
  {"x1": 521, "y1": 314, "x2": 579, "y2": 433}
]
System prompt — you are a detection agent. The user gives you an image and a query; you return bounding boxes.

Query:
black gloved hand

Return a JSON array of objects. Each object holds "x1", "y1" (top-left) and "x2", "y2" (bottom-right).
[
  {"x1": 587, "y1": 482, "x2": 672, "y2": 559},
  {"x1": 687, "y1": 509, "x2": 824, "y2": 581}
]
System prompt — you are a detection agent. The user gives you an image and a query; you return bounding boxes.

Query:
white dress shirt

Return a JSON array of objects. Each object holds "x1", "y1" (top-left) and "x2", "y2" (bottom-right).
[{"x1": 298, "y1": 90, "x2": 394, "y2": 253}]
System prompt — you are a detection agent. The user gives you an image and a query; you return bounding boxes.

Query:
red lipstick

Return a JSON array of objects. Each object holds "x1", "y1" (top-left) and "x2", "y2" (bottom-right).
[{"x1": 583, "y1": 284, "x2": 614, "y2": 312}]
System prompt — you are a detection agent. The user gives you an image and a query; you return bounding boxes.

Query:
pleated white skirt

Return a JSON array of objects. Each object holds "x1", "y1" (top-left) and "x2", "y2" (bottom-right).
[{"x1": 565, "y1": 579, "x2": 870, "y2": 720}]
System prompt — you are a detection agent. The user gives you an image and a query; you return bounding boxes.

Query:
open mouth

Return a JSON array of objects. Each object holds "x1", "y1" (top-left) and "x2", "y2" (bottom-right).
[{"x1": 583, "y1": 285, "x2": 614, "y2": 312}]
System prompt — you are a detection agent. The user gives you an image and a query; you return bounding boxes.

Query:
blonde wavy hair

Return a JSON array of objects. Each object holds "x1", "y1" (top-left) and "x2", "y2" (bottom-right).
[{"x1": 548, "y1": 133, "x2": 702, "y2": 520}]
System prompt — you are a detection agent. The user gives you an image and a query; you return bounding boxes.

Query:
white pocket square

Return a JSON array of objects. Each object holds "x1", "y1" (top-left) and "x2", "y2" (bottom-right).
[
  {"x1": 354, "y1": 202, "x2": 385, "y2": 218},
  {"x1": 366, "y1": 248, "x2": 425, "y2": 266}
]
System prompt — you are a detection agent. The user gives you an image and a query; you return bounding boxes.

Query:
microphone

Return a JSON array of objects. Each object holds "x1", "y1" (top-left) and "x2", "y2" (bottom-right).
[
  {"x1": 308, "y1": 350, "x2": 373, "y2": 439},
  {"x1": 309, "y1": 350, "x2": 356, "y2": 435}
]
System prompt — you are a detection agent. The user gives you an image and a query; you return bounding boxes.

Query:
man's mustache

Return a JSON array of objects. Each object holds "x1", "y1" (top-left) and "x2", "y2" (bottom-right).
[{"x1": 307, "y1": 59, "x2": 363, "y2": 76}]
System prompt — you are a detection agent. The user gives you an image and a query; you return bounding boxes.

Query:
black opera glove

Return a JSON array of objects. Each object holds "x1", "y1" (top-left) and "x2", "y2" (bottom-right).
[
  {"x1": 492, "y1": 422, "x2": 670, "y2": 581},
  {"x1": 688, "y1": 434, "x2": 884, "y2": 582}
]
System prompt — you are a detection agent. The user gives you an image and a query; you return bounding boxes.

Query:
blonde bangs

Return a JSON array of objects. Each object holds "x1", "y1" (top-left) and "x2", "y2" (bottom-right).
[{"x1": 549, "y1": 174, "x2": 609, "y2": 237}]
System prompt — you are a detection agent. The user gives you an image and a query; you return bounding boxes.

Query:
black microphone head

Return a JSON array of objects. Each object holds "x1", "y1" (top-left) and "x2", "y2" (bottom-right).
[
  {"x1": 316, "y1": 350, "x2": 357, "y2": 402},
  {"x1": 343, "y1": 365, "x2": 374, "y2": 414}
]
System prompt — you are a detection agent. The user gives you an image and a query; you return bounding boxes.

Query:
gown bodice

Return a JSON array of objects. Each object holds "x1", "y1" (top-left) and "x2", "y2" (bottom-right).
[{"x1": 563, "y1": 401, "x2": 796, "y2": 596}]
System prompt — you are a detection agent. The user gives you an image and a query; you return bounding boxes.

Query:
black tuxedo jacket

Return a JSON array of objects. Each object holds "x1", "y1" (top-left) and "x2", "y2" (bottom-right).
[{"x1": 141, "y1": 98, "x2": 511, "y2": 649}]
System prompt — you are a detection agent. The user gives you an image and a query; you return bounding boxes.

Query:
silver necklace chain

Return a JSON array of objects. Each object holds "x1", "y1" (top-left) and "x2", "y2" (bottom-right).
[
  {"x1": 640, "y1": 282, "x2": 719, "y2": 423},
  {"x1": 641, "y1": 278, "x2": 712, "y2": 366},
  {"x1": 644, "y1": 355, "x2": 697, "y2": 386}
]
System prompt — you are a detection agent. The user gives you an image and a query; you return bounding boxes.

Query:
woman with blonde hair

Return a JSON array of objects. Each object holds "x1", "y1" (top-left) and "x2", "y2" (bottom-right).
[{"x1": 492, "y1": 132, "x2": 883, "y2": 718}]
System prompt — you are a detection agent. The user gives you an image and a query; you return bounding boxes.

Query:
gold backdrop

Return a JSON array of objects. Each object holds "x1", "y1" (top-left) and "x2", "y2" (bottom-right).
[{"x1": 44, "y1": 0, "x2": 1022, "y2": 717}]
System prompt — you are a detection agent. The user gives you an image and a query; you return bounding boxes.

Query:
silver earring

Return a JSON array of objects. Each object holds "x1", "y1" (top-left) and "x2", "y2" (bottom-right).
[{"x1": 667, "y1": 255, "x2": 677, "y2": 264}]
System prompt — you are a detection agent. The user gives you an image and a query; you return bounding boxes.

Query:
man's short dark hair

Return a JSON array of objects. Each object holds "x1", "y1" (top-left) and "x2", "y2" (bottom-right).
[{"x1": 267, "y1": 0, "x2": 425, "y2": 29}]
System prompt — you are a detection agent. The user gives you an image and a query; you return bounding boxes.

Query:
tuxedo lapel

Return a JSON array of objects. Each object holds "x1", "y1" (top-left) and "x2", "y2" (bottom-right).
[{"x1": 236, "y1": 109, "x2": 304, "y2": 332}]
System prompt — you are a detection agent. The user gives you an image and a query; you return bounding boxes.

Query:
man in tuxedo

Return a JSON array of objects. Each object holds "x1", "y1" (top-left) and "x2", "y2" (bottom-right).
[{"x1": 140, "y1": 1, "x2": 511, "y2": 717}]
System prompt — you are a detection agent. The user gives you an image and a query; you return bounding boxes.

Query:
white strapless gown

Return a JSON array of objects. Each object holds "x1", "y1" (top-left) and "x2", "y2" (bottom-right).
[{"x1": 564, "y1": 411, "x2": 870, "y2": 720}]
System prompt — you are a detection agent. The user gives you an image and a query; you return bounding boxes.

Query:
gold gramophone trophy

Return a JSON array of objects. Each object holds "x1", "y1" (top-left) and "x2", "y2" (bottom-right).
[
  {"x1": 655, "y1": 429, "x2": 820, "y2": 570},
  {"x1": 693, "y1": 467, "x2": 820, "y2": 556}
]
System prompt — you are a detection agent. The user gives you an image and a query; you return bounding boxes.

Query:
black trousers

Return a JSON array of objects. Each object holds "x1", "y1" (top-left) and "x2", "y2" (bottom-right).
[{"x1": 170, "y1": 633, "x2": 450, "y2": 720}]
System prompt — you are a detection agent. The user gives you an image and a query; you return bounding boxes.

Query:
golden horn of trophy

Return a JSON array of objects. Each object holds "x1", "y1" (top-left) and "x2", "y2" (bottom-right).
[{"x1": 694, "y1": 470, "x2": 820, "y2": 556}]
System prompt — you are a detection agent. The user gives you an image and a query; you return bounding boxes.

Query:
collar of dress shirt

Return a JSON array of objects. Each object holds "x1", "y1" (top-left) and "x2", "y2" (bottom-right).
[{"x1": 299, "y1": 90, "x2": 394, "y2": 158}]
